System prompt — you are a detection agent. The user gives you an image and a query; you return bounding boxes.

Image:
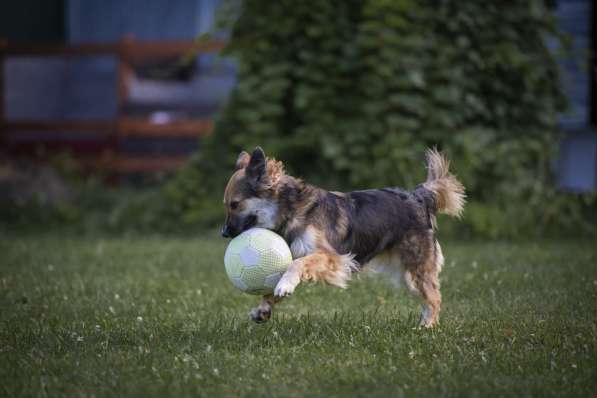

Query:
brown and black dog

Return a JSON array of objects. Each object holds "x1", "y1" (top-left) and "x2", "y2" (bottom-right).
[{"x1": 222, "y1": 147, "x2": 465, "y2": 327}]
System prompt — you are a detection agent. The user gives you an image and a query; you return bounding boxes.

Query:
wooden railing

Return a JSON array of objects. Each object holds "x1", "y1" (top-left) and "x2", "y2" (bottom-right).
[{"x1": 0, "y1": 36, "x2": 226, "y2": 173}]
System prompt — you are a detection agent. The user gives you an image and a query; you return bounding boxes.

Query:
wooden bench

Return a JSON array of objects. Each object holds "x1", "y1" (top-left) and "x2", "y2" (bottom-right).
[{"x1": 0, "y1": 36, "x2": 226, "y2": 173}]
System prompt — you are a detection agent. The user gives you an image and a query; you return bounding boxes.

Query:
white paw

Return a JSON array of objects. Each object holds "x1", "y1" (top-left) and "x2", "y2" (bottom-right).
[
  {"x1": 274, "y1": 276, "x2": 297, "y2": 297},
  {"x1": 249, "y1": 307, "x2": 260, "y2": 319}
]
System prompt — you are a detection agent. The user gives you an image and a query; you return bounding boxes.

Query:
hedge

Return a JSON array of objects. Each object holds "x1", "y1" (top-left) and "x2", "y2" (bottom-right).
[{"x1": 159, "y1": 0, "x2": 597, "y2": 238}]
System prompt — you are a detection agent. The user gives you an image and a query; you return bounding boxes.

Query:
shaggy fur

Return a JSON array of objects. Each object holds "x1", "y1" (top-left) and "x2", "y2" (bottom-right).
[{"x1": 222, "y1": 147, "x2": 465, "y2": 327}]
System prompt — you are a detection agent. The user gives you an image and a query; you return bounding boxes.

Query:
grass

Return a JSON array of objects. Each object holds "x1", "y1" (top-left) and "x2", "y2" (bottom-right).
[{"x1": 0, "y1": 234, "x2": 596, "y2": 397}]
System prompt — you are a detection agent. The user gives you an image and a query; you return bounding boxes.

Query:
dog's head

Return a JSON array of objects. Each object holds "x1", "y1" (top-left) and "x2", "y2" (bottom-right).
[{"x1": 221, "y1": 147, "x2": 284, "y2": 238}]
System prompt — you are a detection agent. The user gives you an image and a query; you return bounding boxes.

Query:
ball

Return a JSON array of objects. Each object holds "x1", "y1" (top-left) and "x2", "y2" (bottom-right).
[{"x1": 223, "y1": 228, "x2": 292, "y2": 295}]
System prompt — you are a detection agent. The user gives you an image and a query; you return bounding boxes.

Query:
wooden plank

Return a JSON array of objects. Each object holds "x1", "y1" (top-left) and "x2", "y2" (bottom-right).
[
  {"x1": 110, "y1": 155, "x2": 187, "y2": 173},
  {"x1": 7, "y1": 138, "x2": 117, "y2": 155},
  {"x1": 126, "y1": 39, "x2": 226, "y2": 62},
  {"x1": 116, "y1": 36, "x2": 134, "y2": 112},
  {"x1": 2, "y1": 118, "x2": 212, "y2": 137},
  {"x1": 1, "y1": 42, "x2": 118, "y2": 57},
  {"x1": 84, "y1": 153, "x2": 188, "y2": 173},
  {"x1": 118, "y1": 118, "x2": 212, "y2": 137},
  {"x1": 0, "y1": 39, "x2": 226, "y2": 59},
  {"x1": 1, "y1": 120, "x2": 116, "y2": 133}
]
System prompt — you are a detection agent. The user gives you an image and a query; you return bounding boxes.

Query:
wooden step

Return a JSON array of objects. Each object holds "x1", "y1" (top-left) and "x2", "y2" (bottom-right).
[
  {"x1": 118, "y1": 118, "x2": 212, "y2": 137},
  {"x1": 81, "y1": 153, "x2": 189, "y2": 173},
  {"x1": 1, "y1": 39, "x2": 226, "y2": 60},
  {"x1": 1, "y1": 120, "x2": 116, "y2": 133},
  {"x1": 1, "y1": 117, "x2": 212, "y2": 138}
]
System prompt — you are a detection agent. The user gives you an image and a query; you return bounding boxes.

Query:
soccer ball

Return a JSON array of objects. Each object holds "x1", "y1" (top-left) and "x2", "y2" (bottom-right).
[{"x1": 224, "y1": 228, "x2": 293, "y2": 295}]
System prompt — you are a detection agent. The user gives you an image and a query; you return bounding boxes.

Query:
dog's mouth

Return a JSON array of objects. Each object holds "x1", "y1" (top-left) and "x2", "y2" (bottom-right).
[{"x1": 240, "y1": 215, "x2": 257, "y2": 234}]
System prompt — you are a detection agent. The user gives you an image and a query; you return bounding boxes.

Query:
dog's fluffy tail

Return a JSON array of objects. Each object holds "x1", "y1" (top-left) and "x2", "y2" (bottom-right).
[{"x1": 423, "y1": 148, "x2": 466, "y2": 218}]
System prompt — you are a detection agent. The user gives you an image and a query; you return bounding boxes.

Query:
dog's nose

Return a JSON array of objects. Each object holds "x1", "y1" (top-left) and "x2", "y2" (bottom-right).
[{"x1": 221, "y1": 225, "x2": 231, "y2": 238}]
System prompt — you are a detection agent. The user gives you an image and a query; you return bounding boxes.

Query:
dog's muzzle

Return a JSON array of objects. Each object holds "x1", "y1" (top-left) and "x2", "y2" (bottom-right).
[
  {"x1": 221, "y1": 215, "x2": 257, "y2": 238},
  {"x1": 221, "y1": 225, "x2": 232, "y2": 238}
]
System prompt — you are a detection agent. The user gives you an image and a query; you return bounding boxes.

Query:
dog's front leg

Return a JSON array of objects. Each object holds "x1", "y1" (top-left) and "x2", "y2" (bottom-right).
[
  {"x1": 274, "y1": 251, "x2": 353, "y2": 297},
  {"x1": 273, "y1": 257, "x2": 304, "y2": 297},
  {"x1": 249, "y1": 294, "x2": 282, "y2": 323}
]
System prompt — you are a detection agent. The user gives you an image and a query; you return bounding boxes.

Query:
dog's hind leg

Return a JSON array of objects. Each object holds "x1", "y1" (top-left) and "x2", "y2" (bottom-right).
[
  {"x1": 400, "y1": 235, "x2": 444, "y2": 328},
  {"x1": 249, "y1": 294, "x2": 283, "y2": 323},
  {"x1": 404, "y1": 269, "x2": 442, "y2": 327},
  {"x1": 274, "y1": 251, "x2": 356, "y2": 297}
]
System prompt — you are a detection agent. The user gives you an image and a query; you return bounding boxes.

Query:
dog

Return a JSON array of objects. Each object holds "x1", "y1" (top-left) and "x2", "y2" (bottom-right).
[{"x1": 222, "y1": 147, "x2": 465, "y2": 327}]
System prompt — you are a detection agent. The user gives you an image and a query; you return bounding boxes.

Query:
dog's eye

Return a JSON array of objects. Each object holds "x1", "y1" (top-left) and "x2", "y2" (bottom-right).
[{"x1": 230, "y1": 201, "x2": 239, "y2": 210}]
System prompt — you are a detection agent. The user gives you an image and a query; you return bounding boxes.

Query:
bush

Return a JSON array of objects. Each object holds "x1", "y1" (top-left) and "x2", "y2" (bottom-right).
[{"x1": 164, "y1": 0, "x2": 595, "y2": 238}]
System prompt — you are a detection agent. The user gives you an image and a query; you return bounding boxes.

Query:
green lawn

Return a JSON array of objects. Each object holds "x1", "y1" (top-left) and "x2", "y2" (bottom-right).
[{"x1": 1, "y1": 235, "x2": 596, "y2": 397}]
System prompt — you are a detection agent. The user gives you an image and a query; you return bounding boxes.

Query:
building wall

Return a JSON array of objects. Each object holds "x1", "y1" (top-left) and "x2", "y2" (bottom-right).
[
  {"x1": 0, "y1": 0, "x2": 65, "y2": 43},
  {"x1": 556, "y1": 0, "x2": 592, "y2": 129},
  {"x1": 68, "y1": 0, "x2": 208, "y2": 42},
  {"x1": 555, "y1": 0, "x2": 597, "y2": 192},
  {"x1": 4, "y1": 0, "x2": 227, "y2": 121}
]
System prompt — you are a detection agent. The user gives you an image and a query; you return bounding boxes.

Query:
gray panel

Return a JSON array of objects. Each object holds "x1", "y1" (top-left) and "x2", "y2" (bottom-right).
[
  {"x1": 555, "y1": 0, "x2": 591, "y2": 128},
  {"x1": 67, "y1": 0, "x2": 205, "y2": 42},
  {"x1": 558, "y1": 131, "x2": 597, "y2": 192},
  {"x1": 62, "y1": 57, "x2": 118, "y2": 119},
  {"x1": 4, "y1": 58, "x2": 69, "y2": 119}
]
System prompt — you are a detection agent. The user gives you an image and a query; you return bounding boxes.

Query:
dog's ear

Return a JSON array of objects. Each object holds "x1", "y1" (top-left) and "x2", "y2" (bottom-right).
[
  {"x1": 235, "y1": 151, "x2": 250, "y2": 171},
  {"x1": 246, "y1": 146, "x2": 267, "y2": 185}
]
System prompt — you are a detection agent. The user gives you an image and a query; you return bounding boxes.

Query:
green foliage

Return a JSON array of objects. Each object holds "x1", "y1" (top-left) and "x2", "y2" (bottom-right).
[
  {"x1": 164, "y1": 0, "x2": 595, "y2": 237},
  {"x1": 2, "y1": 236, "x2": 597, "y2": 396},
  {"x1": 0, "y1": 181, "x2": 164, "y2": 235}
]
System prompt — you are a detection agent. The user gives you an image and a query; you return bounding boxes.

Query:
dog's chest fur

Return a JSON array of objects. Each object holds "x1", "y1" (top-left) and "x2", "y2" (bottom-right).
[{"x1": 289, "y1": 227, "x2": 317, "y2": 258}]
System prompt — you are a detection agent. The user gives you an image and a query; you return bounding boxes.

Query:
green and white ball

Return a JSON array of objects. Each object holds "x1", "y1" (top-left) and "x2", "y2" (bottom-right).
[{"x1": 224, "y1": 228, "x2": 292, "y2": 295}]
